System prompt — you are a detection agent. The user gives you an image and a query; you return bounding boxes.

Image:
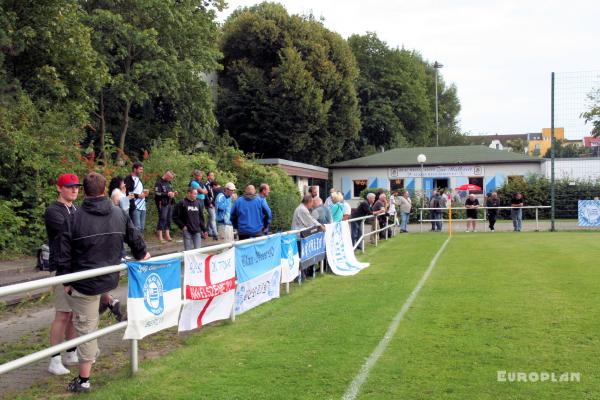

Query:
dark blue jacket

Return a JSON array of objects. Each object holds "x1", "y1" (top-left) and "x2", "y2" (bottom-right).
[{"x1": 231, "y1": 194, "x2": 272, "y2": 236}]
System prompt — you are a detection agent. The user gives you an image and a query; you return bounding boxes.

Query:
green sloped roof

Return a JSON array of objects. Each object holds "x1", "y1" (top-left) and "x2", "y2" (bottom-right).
[{"x1": 330, "y1": 146, "x2": 541, "y2": 168}]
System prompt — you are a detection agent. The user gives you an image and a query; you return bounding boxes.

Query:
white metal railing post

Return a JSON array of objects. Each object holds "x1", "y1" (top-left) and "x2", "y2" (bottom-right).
[
  {"x1": 131, "y1": 339, "x2": 138, "y2": 375},
  {"x1": 536, "y1": 207, "x2": 539, "y2": 231},
  {"x1": 375, "y1": 217, "x2": 378, "y2": 247},
  {"x1": 361, "y1": 218, "x2": 365, "y2": 253},
  {"x1": 420, "y1": 208, "x2": 423, "y2": 232},
  {"x1": 385, "y1": 216, "x2": 389, "y2": 240}
]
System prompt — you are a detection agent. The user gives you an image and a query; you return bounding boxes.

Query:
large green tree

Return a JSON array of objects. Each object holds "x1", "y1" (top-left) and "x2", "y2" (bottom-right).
[
  {"x1": 218, "y1": 2, "x2": 361, "y2": 165},
  {"x1": 0, "y1": 0, "x2": 107, "y2": 251},
  {"x1": 82, "y1": 0, "x2": 223, "y2": 159},
  {"x1": 348, "y1": 32, "x2": 463, "y2": 155}
]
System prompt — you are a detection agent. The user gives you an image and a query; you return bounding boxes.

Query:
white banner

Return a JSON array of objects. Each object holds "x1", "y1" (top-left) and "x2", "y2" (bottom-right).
[
  {"x1": 124, "y1": 258, "x2": 182, "y2": 340},
  {"x1": 325, "y1": 221, "x2": 369, "y2": 276},
  {"x1": 179, "y1": 249, "x2": 236, "y2": 332},
  {"x1": 234, "y1": 267, "x2": 281, "y2": 315},
  {"x1": 389, "y1": 165, "x2": 484, "y2": 178},
  {"x1": 280, "y1": 235, "x2": 299, "y2": 284}
]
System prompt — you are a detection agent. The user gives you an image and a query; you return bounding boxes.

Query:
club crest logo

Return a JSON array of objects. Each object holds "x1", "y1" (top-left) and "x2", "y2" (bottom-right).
[{"x1": 143, "y1": 273, "x2": 164, "y2": 315}]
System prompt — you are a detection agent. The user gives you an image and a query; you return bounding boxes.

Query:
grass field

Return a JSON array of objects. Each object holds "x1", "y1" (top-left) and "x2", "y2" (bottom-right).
[{"x1": 18, "y1": 232, "x2": 600, "y2": 399}]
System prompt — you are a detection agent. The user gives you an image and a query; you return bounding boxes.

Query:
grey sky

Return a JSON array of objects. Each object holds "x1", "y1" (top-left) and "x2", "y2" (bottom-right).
[{"x1": 219, "y1": 1, "x2": 600, "y2": 139}]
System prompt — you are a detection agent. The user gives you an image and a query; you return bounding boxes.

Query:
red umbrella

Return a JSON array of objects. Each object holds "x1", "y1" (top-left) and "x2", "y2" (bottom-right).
[{"x1": 456, "y1": 184, "x2": 481, "y2": 191}]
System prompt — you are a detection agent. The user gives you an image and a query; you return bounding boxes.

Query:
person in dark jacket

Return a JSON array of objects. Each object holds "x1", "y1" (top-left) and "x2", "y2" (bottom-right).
[
  {"x1": 230, "y1": 184, "x2": 272, "y2": 240},
  {"x1": 154, "y1": 170, "x2": 176, "y2": 242},
  {"x1": 44, "y1": 173, "x2": 81, "y2": 375},
  {"x1": 58, "y1": 172, "x2": 149, "y2": 393},
  {"x1": 173, "y1": 188, "x2": 208, "y2": 250},
  {"x1": 486, "y1": 192, "x2": 500, "y2": 231}
]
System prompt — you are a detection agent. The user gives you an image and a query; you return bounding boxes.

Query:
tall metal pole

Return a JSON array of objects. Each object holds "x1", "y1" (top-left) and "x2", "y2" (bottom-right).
[
  {"x1": 435, "y1": 67, "x2": 439, "y2": 147},
  {"x1": 421, "y1": 163, "x2": 425, "y2": 208},
  {"x1": 551, "y1": 72, "x2": 556, "y2": 231}
]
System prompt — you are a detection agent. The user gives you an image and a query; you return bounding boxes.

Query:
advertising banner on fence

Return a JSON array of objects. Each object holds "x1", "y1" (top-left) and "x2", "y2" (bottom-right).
[
  {"x1": 578, "y1": 200, "x2": 600, "y2": 226},
  {"x1": 179, "y1": 248, "x2": 236, "y2": 332},
  {"x1": 280, "y1": 234, "x2": 299, "y2": 283},
  {"x1": 325, "y1": 221, "x2": 369, "y2": 276},
  {"x1": 235, "y1": 234, "x2": 281, "y2": 315},
  {"x1": 299, "y1": 227, "x2": 326, "y2": 270},
  {"x1": 124, "y1": 258, "x2": 182, "y2": 340}
]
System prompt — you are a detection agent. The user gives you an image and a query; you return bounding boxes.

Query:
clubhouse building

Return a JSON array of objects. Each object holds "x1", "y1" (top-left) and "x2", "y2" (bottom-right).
[{"x1": 329, "y1": 146, "x2": 542, "y2": 205}]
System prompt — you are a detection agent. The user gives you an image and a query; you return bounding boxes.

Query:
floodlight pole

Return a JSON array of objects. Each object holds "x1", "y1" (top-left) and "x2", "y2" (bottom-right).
[
  {"x1": 550, "y1": 72, "x2": 556, "y2": 231},
  {"x1": 434, "y1": 61, "x2": 444, "y2": 147}
]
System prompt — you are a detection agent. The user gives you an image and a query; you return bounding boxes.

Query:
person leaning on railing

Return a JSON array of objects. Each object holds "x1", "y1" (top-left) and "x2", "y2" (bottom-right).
[
  {"x1": 57, "y1": 172, "x2": 150, "y2": 394},
  {"x1": 292, "y1": 194, "x2": 325, "y2": 231}
]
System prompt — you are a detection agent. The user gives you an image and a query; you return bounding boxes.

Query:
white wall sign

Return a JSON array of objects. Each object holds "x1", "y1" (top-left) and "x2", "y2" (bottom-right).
[{"x1": 389, "y1": 165, "x2": 484, "y2": 178}]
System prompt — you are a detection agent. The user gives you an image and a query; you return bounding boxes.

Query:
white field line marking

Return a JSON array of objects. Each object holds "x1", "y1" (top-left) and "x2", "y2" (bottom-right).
[{"x1": 342, "y1": 236, "x2": 452, "y2": 400}]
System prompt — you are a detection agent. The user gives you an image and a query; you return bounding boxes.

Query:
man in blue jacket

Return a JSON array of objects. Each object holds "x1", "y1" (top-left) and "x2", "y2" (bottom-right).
[
  {"x1": 231, "y1": 184, "x2": 272, "y2": 240},
  {"x1": 216, "y1": 182, "x2": 236, "y2": 242}
]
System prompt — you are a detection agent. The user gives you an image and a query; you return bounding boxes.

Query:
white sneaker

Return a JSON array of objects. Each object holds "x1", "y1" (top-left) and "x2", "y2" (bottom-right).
[
  {"x1": 465, "y1": 230, "x2": 470, "y2": 233},
  {"x1": 48, "y1": 355, "x2": 70, "y2": 375},
  {"x1": 64, "y1": 350, "x2": 79, "y2": 365}
]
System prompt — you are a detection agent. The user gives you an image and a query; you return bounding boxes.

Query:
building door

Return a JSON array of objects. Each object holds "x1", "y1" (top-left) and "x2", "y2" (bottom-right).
[{"x1": 433, "y1": 178, "x2": 449, "y2": 191}]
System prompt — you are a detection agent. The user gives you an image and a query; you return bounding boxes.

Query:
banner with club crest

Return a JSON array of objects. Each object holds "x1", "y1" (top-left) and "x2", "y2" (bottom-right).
[
  {"x1": 179, "y1": 248, "x2": 236, "y2": 332},
  {"x1": 325, "y1": 221, "x2": 369, "y2": 276},
  {"x1": 578, "y1": 200, "x2": 600, "y2": 227},
  {"x1": 234, "y1": 234, "x2": 281, "y2": 315},
  {"x1": 124, "y1": 258, "x2": 182, "y2": 340}
]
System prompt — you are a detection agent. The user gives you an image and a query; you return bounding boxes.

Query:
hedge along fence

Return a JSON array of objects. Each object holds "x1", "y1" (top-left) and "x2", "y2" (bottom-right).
[{"x1": 0, "y1": 140, "x2": 300, "y2": 257}]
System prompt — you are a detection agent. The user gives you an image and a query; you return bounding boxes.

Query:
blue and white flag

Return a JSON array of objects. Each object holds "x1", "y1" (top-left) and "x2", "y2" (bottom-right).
[
  {"x1": 280, "y1": 235, "x2": 299, "y2": 284},
  {"x1": 325, "y1": 221, "x2": 369, "y2": 276},
  {"x1": 124, "y1": 258, "x2": 182, "y2": 340},
  {"x1": 234, "y1": 234, "x2": 281, "y2": 315},
  {"x1": 578, "y1": 200, "x2": 600, "y2": 226}
]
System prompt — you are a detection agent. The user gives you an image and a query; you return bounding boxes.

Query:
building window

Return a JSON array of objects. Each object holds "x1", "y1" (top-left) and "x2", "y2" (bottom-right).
[
  {"x1": 468, "y1": 177, "x2": 483, "y2": 194},
  {"x1": 353, "y1": 179, "x2": 367, "y2": 197},
  {"x1": 389, "y1": 179, "x2": 404, "y2": 192}
]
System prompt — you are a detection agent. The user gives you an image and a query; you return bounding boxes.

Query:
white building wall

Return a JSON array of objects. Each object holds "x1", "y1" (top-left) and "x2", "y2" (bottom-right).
[{"x1": 542, "y1": 159, "x2": 600, "y2": 181}]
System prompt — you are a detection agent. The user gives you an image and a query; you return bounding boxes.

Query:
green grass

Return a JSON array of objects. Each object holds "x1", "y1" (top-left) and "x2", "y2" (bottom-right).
[{"x1": 13, "y1": 232, "x2": 600, "y2": 399}]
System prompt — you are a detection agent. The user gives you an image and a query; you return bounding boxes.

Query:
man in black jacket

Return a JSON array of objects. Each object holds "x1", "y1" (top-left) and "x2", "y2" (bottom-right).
[
  {"x1": 58, "y1": 172, "x2": 150, "y2": 393},
  {"x1": 154, "y1": 170, "x2": 176, "y2": 242},
  {"x1": 44, "y1": 173, "x2": 81, "y2": 375},
  {"x1": 173, "y1": 188, "x2": 208, "y2": 250}
]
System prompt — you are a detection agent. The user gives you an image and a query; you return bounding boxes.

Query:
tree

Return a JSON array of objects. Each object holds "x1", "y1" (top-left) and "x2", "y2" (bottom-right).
[
  {"x1": 82, "y1": 0, "x2": 223, "y2": 159},
  {"x1": 218, "y1": 2, "x2": 360, "y2": 165},
  {"x1": 348, "y1": 33, "x2": 463, "y2": 156},
  {"x1": 506, "y1": 138, "x2": 526, "y2": 153},
  {"x1": 0, "y1": 0, "x2": 107, "y2": 252},
  {"x1": 582, "y1": 88, "x2": 600, "y2": 137},
  {"x1": 543, "y1": 139, "x2": 591, "y2": 158}
]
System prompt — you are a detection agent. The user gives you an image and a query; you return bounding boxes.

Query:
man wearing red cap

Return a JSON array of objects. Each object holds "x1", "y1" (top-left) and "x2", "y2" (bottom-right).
[{"x1": 44, "y1": 173, "x2": 82, "y2": 375}]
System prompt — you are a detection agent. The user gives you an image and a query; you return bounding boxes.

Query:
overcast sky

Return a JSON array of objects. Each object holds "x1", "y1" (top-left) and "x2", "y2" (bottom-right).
[{"x1": 218, "y1": 0, "x2": 600, "y2": 139}]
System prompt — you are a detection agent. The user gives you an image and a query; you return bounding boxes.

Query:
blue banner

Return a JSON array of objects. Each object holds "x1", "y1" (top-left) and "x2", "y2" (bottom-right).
[
  {"x1": 127, "y1": 258, "x2": 181, "y2": 299},
  {"x1": 578, "y1": 200, "x2": 600, "y2": 226},
  {"x1": 300, "y1": 232, "x2": 325, "y2": 262},
  {"x1": 235, "y1": 234, "x2": 281, "y2": 283}
]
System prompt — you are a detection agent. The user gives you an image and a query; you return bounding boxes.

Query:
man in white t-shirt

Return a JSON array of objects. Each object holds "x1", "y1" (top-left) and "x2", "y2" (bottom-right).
[{"x1": 124, "y1": 162, "x2": 149, "y2": 232}]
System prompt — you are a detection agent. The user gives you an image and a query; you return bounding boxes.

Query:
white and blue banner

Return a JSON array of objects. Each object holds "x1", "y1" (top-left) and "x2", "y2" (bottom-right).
[
  {"x1": 325, "y1": 221, "x2": 369, "y2": 276},
  {"x1": 179, "y1": 248, "x2": 236, "y2": 332},
  {"x1": 280, "y1": 235, "x2": 299, "y2": 284},
  {"x1": 578, "y1": 200, "x2": 600, "y2": 226},
  {"x1": 234, "y1": 234, "x2": 281, "y2": 315},
  {"x1": 124, "y1": 258, "x2": 182, "y2": 340}
]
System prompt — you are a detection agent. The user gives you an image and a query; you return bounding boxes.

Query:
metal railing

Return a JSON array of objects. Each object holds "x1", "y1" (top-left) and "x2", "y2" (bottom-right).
[
  {"x1": 0, "y1": 216, "x2": 390, "y2": 379},
  {"x1": 418, "y1": 206, "x2": 551, "y2": 232}
]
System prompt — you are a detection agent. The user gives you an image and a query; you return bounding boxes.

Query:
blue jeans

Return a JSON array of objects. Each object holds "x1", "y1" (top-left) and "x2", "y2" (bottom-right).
[
  {"x1": 207, "y1": 207, "x2": 217, "y2": 238},
  {"x1": 435, "y1": 211, "x2": 443, "y2": 231},
  {"x1": 183, "y1": 230, "x2": 202, "y2": 250},
  {"x1": 511, "y1": 209, "x2": 522, "y2": 231},
  {"x1": 157, "y1": 204, "x2": 172, "y2": 231},
  {"x1": 400, "y1": 212, "x2": 410, "y2": 231},
  {"x1": 351, "y1": 221, "x2": 362, "y2": 246},
  {"x1": 131, "y1": 209, "x2": 146, "y2": 232}
]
